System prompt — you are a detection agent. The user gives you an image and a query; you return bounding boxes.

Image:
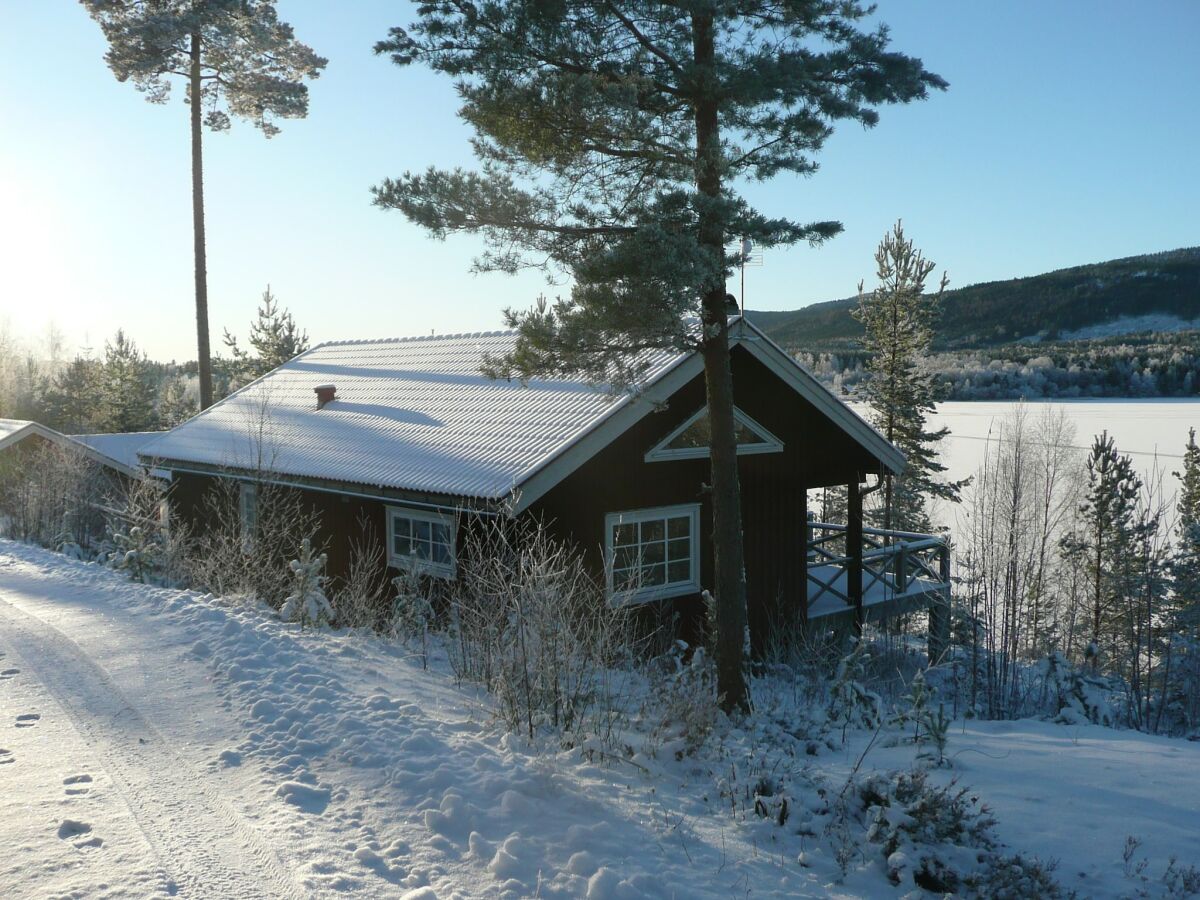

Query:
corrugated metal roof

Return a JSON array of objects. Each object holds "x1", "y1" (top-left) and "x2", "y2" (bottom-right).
[
  {"x1": 139, "y1": 331, "x2": 685, "y2": 500},
  {"x1": 73, "y1": 432, "x2": 161, "y2": 471}
]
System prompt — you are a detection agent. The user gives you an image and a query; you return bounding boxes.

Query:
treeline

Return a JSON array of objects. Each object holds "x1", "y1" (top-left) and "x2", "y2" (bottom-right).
[
  {"x1": 953, "y1": 406, "x2": 1200, "y2": 734},
  {"x1": 752, "y1": 245, "x2": 1200, "y2": 350},
  {"x1": 796, "y1": 331, "x2": 1200, "y2": 400},
  {"x1": 0, "y1": 288, "x2": 308, "y2": 435}
]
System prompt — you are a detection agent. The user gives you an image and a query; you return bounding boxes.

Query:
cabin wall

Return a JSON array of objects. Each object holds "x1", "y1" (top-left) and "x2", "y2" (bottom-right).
[
  {"x1": 165, "y1": 347, "x2": 883, "y2": 649},
  {"x1": 531, "y1": 345, "x2": 880, "y2": 648}
]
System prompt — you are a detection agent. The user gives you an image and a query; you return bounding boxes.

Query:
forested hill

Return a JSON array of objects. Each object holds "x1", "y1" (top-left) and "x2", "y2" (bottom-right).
[{"x1": 749, "y1": 246, "x2": 1200, "y2": 350}]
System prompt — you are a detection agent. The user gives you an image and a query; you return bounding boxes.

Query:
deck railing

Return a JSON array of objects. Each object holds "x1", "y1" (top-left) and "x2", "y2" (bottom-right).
[{"x1": 805, "y1": 520, "x2": 950, "y2": 615}]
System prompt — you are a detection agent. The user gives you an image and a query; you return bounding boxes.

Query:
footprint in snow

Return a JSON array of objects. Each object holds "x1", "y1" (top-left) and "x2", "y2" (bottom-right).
[
  {"x1": 0, "y1": 748, "x2": 13, "y2": 765},
  {"x1": 57, "y1": 820, "x2": 91, "y2": 840},
  {"x1": 15, "y1": 714, "x2": 39, "y2": 728},
  {"x1": 64, "y1": 774, "x2": 93, "y2": 796},
  {"x1": 0, "y1": 668, "x2": 19, "y2": 679}
]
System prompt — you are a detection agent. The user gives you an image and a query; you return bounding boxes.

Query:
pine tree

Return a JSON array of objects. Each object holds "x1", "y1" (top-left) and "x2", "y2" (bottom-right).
[
  {"x1": 101, "y1": 330, "x2": 159, "y2": 433},
  {"x1": 1173, "y1": 429, "x2": 1200, "y2": 627},
  {"x1": 158, "y1": 376, "x2": 197, "y2": 428},
  {"x1": 852, "y1": 222, "x2": 964, "y2": 533},
  {"x1": 373, "y1": 0, "x2": 945, "y2": 712},
  {"x1": 222, "y1": 286, "x2": 310, "y2": 388},
  {"x1": 1061, "y1": 432, "x2": 1142, "y2": 670},
  {"x1": 82, "y1": 1, "x2": 326, "y2": 411},
  {"x1": 43, "y1": 357, "x2": 104, "y2": 434}
]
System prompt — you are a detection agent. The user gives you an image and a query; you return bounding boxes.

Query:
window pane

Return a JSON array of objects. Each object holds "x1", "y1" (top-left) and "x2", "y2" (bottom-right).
[
  {"x1": 667, "y1": 560, "x2": 691, "y2": 584},
  {"x1": 394, "y1": 535, "x2": 410, "y2": 556},
  {"x1": 667, "y1": 537, "x2": 690, "y2": 562},
  {"x1": 614, "y1": 523, "x2": 637, "y2": 546},
  {"x1": 641, "y1": 519, "x2": 664, "y2": 542},
  {"x1": 667, "y1": 516, "x2": 690, "y2": 538},
  {"x1": 394, "y1": 517, "x2": 411, "y2": 538},
  {"x1": 642, "y1": 540, "x2": 665, "y2": 565},
  {"x1": 432, "y1": 542, "x2": 450, "y2": 565},
  {"x1": 415, "y1": 520, "x2": 431, "y2": 541},
  {"x1": 643, "y1": 563, "x2": 666, "y2": 586},
  {"x1": 432, "y1": 523, "x2": 450, "y2": 545},
  {"x1": 614, "y1": 546, "x2": 639, "y2": 571}
]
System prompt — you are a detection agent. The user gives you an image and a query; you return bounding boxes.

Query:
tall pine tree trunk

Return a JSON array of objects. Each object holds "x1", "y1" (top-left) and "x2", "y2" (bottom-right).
[
  {"x1": 190, "y1": 30, "x2": 214, "y2": 410},
  {"x1": 693, "y1": 9, "x2": 748, "y2": 713}
]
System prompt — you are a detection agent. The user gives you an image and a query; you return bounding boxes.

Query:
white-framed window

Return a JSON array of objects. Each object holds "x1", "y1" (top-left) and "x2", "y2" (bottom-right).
[
  {"x1": 644, "y1": 406, "x2": 784, "y2": 462},
  {"x1": 238, "y1": 482, "x2": 257, "y2": 548},
  {"x1": 605, "y1": 503, "x2": 701, "y2": 604},
  {"x1": 386, "y1": 506, "x2": 457, "y2": 579}
]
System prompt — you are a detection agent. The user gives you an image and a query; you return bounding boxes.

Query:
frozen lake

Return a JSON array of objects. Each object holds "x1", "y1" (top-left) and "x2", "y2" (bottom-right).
[
  {"x1": 845, "y1": 399, "x2": 1199, "y2": 520},
  {"x1": 931, "y1": 399, "x2": 1198, "y2": 491}
]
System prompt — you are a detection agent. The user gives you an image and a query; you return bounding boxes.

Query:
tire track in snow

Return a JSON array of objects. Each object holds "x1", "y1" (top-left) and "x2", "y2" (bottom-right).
[{"x1": 0, "y1": 594, "x2": 302, "y2": 899}]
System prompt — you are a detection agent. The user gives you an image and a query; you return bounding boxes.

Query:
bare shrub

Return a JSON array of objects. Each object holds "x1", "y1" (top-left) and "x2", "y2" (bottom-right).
[
  {"x1": 332, "y1": 516, "x2": 392, "y2": 629},
  {"x1": 0, "y1": 440, "x2": 109, "y2": 548},
  {"x1": 185, "y1": 477, "x2": 322, "y2": 608},
  {"x1": 447, "y1": 517, "x2": 635, "y2": 740}
]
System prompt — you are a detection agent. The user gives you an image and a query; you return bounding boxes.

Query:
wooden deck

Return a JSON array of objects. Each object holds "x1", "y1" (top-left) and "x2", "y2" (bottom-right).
[{"x1": 804, "y1": 521, "x2": 950, "y2": 624}]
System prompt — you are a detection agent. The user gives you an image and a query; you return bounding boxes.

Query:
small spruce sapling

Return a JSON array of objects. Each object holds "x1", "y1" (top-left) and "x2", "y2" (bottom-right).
[
  {"x1": 391, "y1": 570, "x2": 433, "y2": 669},
  {"x1": 829, "y1": 639, "x2": 883, "y2": 743},
  {"x1": 112, "y1": 525, "x2": 161, "y2": 583},
  {"x1": 280, "y1": 539, "x2": 334, "y2": 627}
]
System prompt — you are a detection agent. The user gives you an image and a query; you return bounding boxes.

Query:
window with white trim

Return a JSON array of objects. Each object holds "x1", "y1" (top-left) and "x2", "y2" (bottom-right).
[
  {"x1": 386, "y1": 506, "x2": 457, "y2": 579},
  {"x1": 645, "y1": 406, "x2": 783, "y2": 462},
  {"x1": 605, "y1": 504, "x2": 701, "y2": 603}
]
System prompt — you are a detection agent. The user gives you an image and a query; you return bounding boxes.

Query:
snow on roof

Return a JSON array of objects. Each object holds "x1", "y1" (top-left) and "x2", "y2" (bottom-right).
[
  {"x1": 138, "y1": 331, "x2": 686, "y2": 500},
  {"x1": 0, "y1": 419, "x2": 35, "y2": 444},
  {"x1": 0, "y1": 419, "x2": 141, "y2": 476},
  {"x1": 139, "y1": 319, "x2": 904, "y2": 503},
  {"x1": 73, "y1": 432, "x2": 163, "y2": 472}
]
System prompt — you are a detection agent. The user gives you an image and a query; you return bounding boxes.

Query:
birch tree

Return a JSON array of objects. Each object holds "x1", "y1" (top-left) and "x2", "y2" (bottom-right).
[{"x1": 81, "y1": 0, "x2": 326, "y2": 410}]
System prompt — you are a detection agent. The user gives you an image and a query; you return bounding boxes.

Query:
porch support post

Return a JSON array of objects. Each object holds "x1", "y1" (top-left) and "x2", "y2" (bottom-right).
[
  {"x1": 847, "y1": 479, "x2": 864, "y2": 637},
  {"x1": 928, "y1": 546, "x2": 951, "y2": 664},
  {"x1": 798, "y1": 487, "x2": 809, "y2": 633}
]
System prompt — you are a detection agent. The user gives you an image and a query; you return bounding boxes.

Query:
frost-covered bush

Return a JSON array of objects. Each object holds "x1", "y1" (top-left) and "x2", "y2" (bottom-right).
[
  {"x1": 186, "y1": 478, "x2": 322, "y2": 608},
  {"x1": 391, "y1": 568, "x2": 434, "y2": 669},
  {"x1": 279, "y1": 538, "x2": 334, "y2": 627},
  {"x1": 1040, "y1": 650, "x2": 1116, "y2": 726},
  {"x1": 828, "y1": 639, "x2": 883, "y2": 741},
  {"x1": 110, "y1": 525, "x2": 160, "y2": 583},
  {"x1": 642, "y1": 643, "x2": 718, "y2": 759},
  {"x1": 448, "y1": 519, "x2": 632, "y2": 740}
]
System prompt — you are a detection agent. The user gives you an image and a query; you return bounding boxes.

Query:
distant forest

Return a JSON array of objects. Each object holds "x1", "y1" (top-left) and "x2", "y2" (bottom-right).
[
  {"x1": 752, "y1": 246, "x2": 1200, "y2": 349},
  {"x1": 753, "y1": 246, "x2": 1200, "y2": 400}
]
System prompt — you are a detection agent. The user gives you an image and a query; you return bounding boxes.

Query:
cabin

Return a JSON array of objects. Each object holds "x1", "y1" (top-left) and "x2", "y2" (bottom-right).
[
  {"x1": 0, "y1": 418, "x2": 152, "y2": 546},
  {"x1": 0, "y1": 419, "x2": 143, "y2": 480},
  {"x1": 138, "y1": 317, "x2": 950, "y2": 657}
]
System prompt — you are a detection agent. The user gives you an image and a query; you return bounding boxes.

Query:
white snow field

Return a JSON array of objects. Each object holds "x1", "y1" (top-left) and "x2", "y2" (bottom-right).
[{"x1": 2, "y1": 539, "x2": 1199, "y2": 898}]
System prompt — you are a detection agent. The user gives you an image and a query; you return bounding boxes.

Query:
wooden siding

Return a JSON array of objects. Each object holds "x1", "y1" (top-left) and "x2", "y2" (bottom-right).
[{"x1": 165, "y1": 346, "x2": 885, "y2": 651}]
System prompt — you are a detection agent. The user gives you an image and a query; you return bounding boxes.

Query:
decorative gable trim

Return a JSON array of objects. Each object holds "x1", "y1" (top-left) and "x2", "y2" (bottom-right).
[{"x1": 644, "y1": 405, "x2": 784, "y2": 462}]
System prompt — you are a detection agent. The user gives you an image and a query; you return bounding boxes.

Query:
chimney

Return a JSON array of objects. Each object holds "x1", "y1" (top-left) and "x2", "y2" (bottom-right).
[{"x1": 314, "y1": 384, "x2": 337, "y2": 409}]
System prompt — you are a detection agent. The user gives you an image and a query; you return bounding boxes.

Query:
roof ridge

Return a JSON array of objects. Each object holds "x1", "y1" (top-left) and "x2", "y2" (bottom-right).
[{"x1": 313, "y1": 329, "x2": 516, "y2": 350}]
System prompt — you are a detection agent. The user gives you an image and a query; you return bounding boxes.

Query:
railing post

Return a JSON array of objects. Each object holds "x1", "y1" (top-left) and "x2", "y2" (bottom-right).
[
  {"x1": 799, "y1": 494, "x2": 809, "y2": 632},
  {"x1": 895, "y1": 544, "x2": 908, "y2": 594},
  {"x1": 928, "y1": 544, "x2": 951, "y2": 665},
  {"x1": 847, "y1": 480, "x2": 864, "y2": 637}
]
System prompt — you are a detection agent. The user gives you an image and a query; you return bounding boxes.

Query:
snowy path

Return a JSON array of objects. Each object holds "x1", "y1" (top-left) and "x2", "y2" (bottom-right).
[
  {"x1": 3, "y1": 540, "x2": 1200, "y2": 898},
  {"x1": 0, "y1": 595, "x2": 301, "y2": 899}
]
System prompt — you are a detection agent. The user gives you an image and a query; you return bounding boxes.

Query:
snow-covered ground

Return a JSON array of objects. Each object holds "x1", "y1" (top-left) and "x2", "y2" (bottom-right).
[{"x1": 2, "y1": 540, "x2": 1199, "y2": 898}]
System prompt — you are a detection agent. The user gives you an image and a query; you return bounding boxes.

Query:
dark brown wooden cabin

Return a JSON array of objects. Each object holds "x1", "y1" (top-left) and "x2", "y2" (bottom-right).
[{"x1": 140, "y1": 318, "x2": 950, "y2": 657}]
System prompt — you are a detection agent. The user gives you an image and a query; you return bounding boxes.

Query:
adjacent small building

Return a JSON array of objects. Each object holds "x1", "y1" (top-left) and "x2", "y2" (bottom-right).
[{"x1": 139, "y1": 317, "x2": 950, "y2": 652}]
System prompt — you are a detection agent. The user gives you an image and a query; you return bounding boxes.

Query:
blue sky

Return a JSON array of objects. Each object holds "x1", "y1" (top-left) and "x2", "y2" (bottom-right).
[{"x1": 0, "y1": 1, "x2": 1197, "y2": 362}]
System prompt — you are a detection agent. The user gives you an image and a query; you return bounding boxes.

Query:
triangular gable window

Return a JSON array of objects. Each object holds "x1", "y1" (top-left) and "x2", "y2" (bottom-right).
[{"x1": 645, "y1": 406, "x2": 784, "y2": 462}]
